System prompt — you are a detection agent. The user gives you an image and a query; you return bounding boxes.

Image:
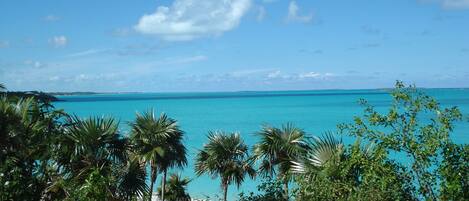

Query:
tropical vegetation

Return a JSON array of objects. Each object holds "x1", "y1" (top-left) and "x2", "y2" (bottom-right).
[
  {"x1": 1, "y1": 81, "x2": 468, "y2": 201},
  {"x1": 157, "y1": 173, "x2": 191, "y2": 201},
  {"x1": 195, "y1": 131, "x2": 256, "y2": 201}
]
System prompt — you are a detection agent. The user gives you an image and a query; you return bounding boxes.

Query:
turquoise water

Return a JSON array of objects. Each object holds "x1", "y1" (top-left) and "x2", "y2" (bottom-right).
[{"x1": 53, "y1": 89, "x2": 469, "y2": 199}]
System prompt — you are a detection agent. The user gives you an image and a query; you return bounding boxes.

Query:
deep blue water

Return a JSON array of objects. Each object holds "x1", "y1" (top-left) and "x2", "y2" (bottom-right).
[{"x1": 53, "y1": 89, "x2": 469, "y2": 199}]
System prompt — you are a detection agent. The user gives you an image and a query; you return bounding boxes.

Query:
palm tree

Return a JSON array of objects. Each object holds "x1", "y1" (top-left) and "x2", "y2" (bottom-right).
[
  {"x1": 252, "y1": 123, "x2": 307, "y2": 197},
  {"x1": 130, "y1": 110, "x2": 186, "y2": 201},
  {"x1": 195, "y1": 131, "x2": 256, "y2": 201},
  {"x1": 157, "y1": 173, "x2": 191, "y2": 201},
  {"x1": 158, "y1": 128, "x2": 187, "y2": 201},
  {"x1": 291, "y1": 133, "x2": 344, "y2": 174},
  {"x1": 53, "y1": 115, "x2": 132, "y2": 199},
  {"x1": 116, "y1": 157, "x2": 149, "y2": 200},
  {"x1": 0, "y1": 83, "x2": 5, "y2": 91},
  {"x1": 59, "y1": 116, "x2": 129, "y2": 178}
]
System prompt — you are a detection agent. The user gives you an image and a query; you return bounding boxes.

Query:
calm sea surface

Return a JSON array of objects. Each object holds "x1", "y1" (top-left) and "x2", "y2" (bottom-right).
[{"x1": 53, "y1": 89, "x2": 469, "y2": 199}]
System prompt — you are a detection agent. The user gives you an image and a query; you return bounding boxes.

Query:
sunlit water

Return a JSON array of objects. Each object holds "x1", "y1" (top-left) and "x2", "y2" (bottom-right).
[{"x1": 53, "y1": 89, "x2": 469, "y2": 199}]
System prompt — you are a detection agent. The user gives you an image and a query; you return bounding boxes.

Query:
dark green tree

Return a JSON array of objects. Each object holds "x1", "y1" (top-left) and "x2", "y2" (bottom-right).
[
  {"x1": 252, "y1": 123, "x2": 307, "y2": 198},
  {"x1": 130, "y1": 110, "x2": 186, "y2": 201},
  {"x1": 0, "y1": 97, "x2": 66, "y2": 200},
  {"x1": 438, "y1": 143, "x2": 469, "y2": 200},
  {"x1": 195, "y1": 131, "x2": 256, "y2": 201},
  {"x1": 157, "y1": 173, "x2": 191, "y2": 201}
]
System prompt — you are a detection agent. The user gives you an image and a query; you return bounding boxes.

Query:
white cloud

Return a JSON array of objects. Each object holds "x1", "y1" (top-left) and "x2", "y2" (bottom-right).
[
  {"x1": 441, "y1": 0, "x2": 469, "y2": 9},
  {"x1": 0, "y1": 40, "x2": 9, "y2": 48},
  {"x1": 134, "y1": 0, "x2": 252, "y2": 41},
  {"x1": 286, "y1": 1, "x2": 313, "y2": 23},
  {"x1": 43, "y1": 15, "x2": 60, "y2": 22},
  {"x1": 298, "y1": 72, "x2": 335, "y2": 80},
  {"x1": 299, "y1": 72, "x2": 320, "y2": 78},
  {"x1": 49, "y1": 36, "x2": 67, "y2": 48}
]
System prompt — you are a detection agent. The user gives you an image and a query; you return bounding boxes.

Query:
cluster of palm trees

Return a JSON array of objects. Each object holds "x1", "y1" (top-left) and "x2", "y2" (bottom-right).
[
  {"x1": 194, "y1": 124, "x2": 340, "y2": 201},
  {"x1": 1, "y1": 83, "x2": 344, "y2": 201},
  {"x1": 0, "y1": 84, "x2": 191, "y2": 200}
]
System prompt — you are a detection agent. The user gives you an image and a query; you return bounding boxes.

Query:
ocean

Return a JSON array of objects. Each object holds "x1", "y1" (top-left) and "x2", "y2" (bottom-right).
[{"x1": 53, "y1": 89, "x2": 469, "y2": 199}]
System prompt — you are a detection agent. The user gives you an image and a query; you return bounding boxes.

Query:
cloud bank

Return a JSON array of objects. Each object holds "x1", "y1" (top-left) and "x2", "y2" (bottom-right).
[{"x1": 134, "y1": 0, "x2": 252, "y2": 41}]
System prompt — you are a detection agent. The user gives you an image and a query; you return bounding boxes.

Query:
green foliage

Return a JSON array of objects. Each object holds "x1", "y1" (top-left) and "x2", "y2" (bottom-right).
[
  {"x1": 238, "y1": 177, "x2": 287, "y2": 201},
  {"x1": 116, "y1": 158, "x2": 149, "y2": 200},
  {"x1": 130, "y1": 109, "x2": 187, "y2": 200},
  {"x1": 157, "y1": 173, "x2": 191, "y2": 201},
  {"x1": 1, "y1": 81, "x2": 468, "y2": 201},
  {"x1": 68, "y1": 168, "x2": 112, "y2": 201},
  {"x1": 338, "y1": 81, "x2": 465, "y2": 200},
  {"x1": 252, "y1": 123, "x2": 307, "y2": 197},
  {"x1": 294, "y1": 135, "x2": 415, "y2": 201},
  {"x1": 195, "y1": 131, "x2": 256, "y2": 201},
  {"x1": 0, "y1": 97, "x2": 65, "y2": 200},
  {"x1": 0, "y1": 97, "x2": 148, "y2": 200},
  {"x1": 438, "y1": 143, "x2": 469, "y2": 200}
]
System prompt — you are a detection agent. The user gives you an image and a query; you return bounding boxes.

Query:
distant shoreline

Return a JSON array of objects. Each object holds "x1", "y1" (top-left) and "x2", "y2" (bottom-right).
[
  {"x1": 48, "y1": 92, "x2": 103, "y2": 96},
  {"x1": 45, "y1": 87, "x2": 469, "y2": 96}
]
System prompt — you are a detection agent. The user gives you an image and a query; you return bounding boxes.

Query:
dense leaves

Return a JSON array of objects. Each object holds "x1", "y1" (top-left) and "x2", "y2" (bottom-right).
[
  {"x1": 336, "y1": 81, "x2": 466, "y2": 200},
  {"x1": 1, "y1": 81, "x2": 467, "y2": 201},
  {"x1": 157, "y1": 173, "x2": 191, "y2": 201},
  {"x1": 252, "y1": 123, "x2": 307, "y2": 197},
  {"x1": 195, "y1": 131, "x2": 256, "y2": 201},
  {"x1": 130, "y1": 110, "x2": 187, "y2": 201},
  {"x1": 238, "y1": 177, "x2": 287, "y2": 201}
]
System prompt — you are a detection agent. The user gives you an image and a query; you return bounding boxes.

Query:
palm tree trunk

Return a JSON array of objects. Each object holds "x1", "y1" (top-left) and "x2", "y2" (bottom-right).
[
  {"x1": 161, "y1": 169, "x2": 167, "y2": 201},
  {"x1": 149, "y1": 166, "x2": 158, "y2": 201},
  {"x1": 222, "y1": 179, "x2": 228, "y2": 201}
]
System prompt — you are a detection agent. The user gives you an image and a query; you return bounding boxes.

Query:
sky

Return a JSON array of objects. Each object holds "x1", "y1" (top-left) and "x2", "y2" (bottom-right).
[{"x1": 1, "y1": 0, "x2": 469, "y2": 92}]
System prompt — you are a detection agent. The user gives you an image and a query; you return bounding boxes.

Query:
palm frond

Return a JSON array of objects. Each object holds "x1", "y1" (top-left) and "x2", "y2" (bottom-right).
[
  {"x1": 252, "y1": 123, "x2": 307, "y2": 178},
  {"x1": 292, "y1": 132, "x2": 343, "y2": 174},
  {"x1": 117, "y1": 158, "x2": 149, "y2": 199},
  {"x1": 195, "y1": 131, "x2": 254, "y2": 190}
]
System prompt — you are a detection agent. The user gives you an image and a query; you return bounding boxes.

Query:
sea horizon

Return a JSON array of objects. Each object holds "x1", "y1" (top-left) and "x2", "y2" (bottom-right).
[{"x1": 48, "y1": 86, "x2": 469, "y2": 96}]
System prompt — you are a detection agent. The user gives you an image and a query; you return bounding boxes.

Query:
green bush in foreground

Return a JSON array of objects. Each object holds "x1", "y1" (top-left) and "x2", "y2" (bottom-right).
[{"x1": 238, "y1": 177, "x2": 287, "y2": 201}]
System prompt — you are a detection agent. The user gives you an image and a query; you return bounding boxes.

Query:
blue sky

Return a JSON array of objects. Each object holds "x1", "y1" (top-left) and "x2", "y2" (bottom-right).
[{"x1": 1, "y1": 0, "x2": 469, "y2": 92}]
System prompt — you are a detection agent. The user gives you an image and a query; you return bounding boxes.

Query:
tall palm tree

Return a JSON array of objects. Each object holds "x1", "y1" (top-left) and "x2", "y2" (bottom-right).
[
  {"x1": 252, "y1": 123, "x2": 307, "y2": 197},
  {"x1": 195, "y1": 131, "x2": 256, "y2": 201},
  {"x1": 0, "y1": 83, "x2": 5, "y2": 91},
  {"x1": 158, "y1": 128, "x2": 187, "y2": 201},
  {"x1": 130, "y1": 110, "x2": 186, "y2": 201},
  {"x1": 157, "y1": 173, "x2": 191, "y2": 201}
]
